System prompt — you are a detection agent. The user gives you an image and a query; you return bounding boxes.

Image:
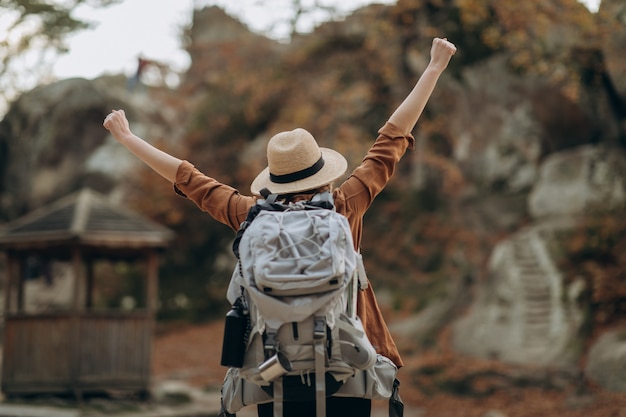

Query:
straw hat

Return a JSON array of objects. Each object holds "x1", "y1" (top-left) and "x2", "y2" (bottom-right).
[{"x1": 250, "y1": 128, "x2": 347, "y2": 196}]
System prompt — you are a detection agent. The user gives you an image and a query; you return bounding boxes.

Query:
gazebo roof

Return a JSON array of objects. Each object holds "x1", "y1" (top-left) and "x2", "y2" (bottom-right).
[{"x1": 0, "y1": 188, "x2": 174, "y2": 251}]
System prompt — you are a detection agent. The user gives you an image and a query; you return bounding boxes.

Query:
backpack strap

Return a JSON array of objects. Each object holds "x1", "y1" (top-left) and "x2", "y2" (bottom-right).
[
  {"x1": 273, "y1": 379, "x2": 284, "y2": 417},
  {"x1": 313, "y1": 316, "x2": 327, "y2": 417},
  {"x1": 309, "y1": 191, "x2": 334, "y2": 210},
  {"x1": 356, "y1": 251, "x2": 369, "y2": 290},
  {"x1": 262, "y1": 188, "x2": 278, "y2": 204}
]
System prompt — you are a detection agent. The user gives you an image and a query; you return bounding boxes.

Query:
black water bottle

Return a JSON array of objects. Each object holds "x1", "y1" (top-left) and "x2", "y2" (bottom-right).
[{"x1": 220, "y1": 297, "x2": 249, "y2": 368}]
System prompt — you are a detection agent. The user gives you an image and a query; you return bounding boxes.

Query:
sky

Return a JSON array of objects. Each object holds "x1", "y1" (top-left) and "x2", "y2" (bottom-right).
[
  {"x1": 51, "y1": 0, "x2": 602, "y2": 83},
  {"x1": 52, "y1": 0, "x2": 396, "y2": 81}
]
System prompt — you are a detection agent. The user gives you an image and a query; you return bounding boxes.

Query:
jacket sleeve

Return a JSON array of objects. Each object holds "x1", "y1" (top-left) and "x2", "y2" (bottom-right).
[
  {"x1": 334, "y1": 121, "x2": 414, "y2": 248},
  {"x1": 173, "y1": 161, "x2": 256, "y2": 231}
]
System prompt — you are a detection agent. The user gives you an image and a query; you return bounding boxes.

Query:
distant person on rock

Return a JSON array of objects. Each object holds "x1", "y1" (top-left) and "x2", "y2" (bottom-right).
[
  {"x1": 127, "y1": 55, "x2": 152, "y2": 92},
  {"x1": 104, "y1": 37, "x2": 456, "y2": 417}
]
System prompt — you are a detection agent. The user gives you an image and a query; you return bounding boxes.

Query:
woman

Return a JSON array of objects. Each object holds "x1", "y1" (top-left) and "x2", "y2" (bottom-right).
[{"x1": 104, "y1": 37, "x2": 456, "y2": 416}]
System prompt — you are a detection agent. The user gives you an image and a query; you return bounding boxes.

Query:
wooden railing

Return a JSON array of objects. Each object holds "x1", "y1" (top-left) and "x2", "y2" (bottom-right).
[{"x1": 2, "y1": 311, "x2": 153, "y2": 396}]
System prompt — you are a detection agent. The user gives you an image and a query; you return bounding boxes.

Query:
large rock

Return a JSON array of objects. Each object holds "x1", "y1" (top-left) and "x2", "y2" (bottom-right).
[
  {"x1": 447, "y1": 57, "x2": 544, "y2": 194},
  {"x1": 528, "y1": 145, "x2": 626, "y2": 219},
  {"x1": 447, "y1": 56, "x2": 594, "y2": 195},
  {"x1": 585, "y1": 327, "x2": 626, "y2": 391},
  {"x1": 0, "y1": 77, "x2": 126, "y2": 220},
  {"x1": 0, "y1": 75, "x2": 186, "y2": 222},
  {"x1": 452, "y1": 227, "x2": 586, "y2": 366}
]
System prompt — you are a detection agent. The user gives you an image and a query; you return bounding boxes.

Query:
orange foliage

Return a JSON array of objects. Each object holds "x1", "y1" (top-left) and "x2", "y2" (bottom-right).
[
  {"x1": 457, "y1": 0, "x2": 599, "y2": 100},
  {"x1": 559, "y1": 216, "x2": 626, "y2": 327}
]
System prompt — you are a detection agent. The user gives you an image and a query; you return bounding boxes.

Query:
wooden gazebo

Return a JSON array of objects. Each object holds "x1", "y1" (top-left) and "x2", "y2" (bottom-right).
[{"x1": 0, "y1": 189, "x2": 173, "y2": 398}]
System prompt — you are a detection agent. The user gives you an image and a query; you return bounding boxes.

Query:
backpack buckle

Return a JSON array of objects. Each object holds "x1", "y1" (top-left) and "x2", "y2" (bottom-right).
[
  {"x1": 264, "y1": 328, "x2": 278, "y2": 352},
  {"x1": 313, "y1": 317, "x2": 326, "y2": 339}
]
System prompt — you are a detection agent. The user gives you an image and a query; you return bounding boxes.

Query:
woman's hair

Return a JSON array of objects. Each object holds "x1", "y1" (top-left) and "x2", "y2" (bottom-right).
[{"x1": 278, "y1": 184, "x2": 332, "y2": 203}]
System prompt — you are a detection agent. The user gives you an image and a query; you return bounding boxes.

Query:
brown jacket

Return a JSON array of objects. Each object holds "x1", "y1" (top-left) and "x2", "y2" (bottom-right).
[{"x1": 174, "y1": 121, "x2": 413, "y2": 368}]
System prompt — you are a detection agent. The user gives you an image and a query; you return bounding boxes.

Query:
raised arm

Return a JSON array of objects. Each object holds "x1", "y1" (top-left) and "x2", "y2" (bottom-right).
[
  {"x1": 103, "y1": 109, "x2": 181, "y2": 183},
  {"x1": 388, "y1": 37, "x2": 456, "y2": 135}
]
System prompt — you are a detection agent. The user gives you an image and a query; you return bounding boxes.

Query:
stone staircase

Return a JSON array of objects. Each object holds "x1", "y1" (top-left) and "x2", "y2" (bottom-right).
[{"x1": 507, "y1": 229, "x2": 566, "y2": 357}]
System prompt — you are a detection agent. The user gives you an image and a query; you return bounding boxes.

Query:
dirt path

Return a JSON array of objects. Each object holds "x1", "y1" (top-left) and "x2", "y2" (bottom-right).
[{"x1": 151, "y1": 321, "x2": 626, "y2": 417}]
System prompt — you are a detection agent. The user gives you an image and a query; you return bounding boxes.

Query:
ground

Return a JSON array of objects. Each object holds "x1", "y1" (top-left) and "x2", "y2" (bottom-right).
[{"x1": 152, "y1": 319, "x2": 626, "y2": 417}]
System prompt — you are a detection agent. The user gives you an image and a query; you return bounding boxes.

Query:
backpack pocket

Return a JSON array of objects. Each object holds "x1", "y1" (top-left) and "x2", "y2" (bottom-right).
[
  {"x1": 245, "y1": 210, "x2": 351, "y2": 296},
  {"x1": 334, "y1": 354, "x2": 398, "y2": 399},
  {"x1": 336, "y1": 314, "x2": 377, "y2": 370},
  {"x1": 222, "y1": 367, "x2": 272, "y2": 414}
]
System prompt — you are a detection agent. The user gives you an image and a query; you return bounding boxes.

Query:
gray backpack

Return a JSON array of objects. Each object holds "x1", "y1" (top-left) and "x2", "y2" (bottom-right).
[{"x1": 220, "y1": 192, "x2": 394, "y2": 417}]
